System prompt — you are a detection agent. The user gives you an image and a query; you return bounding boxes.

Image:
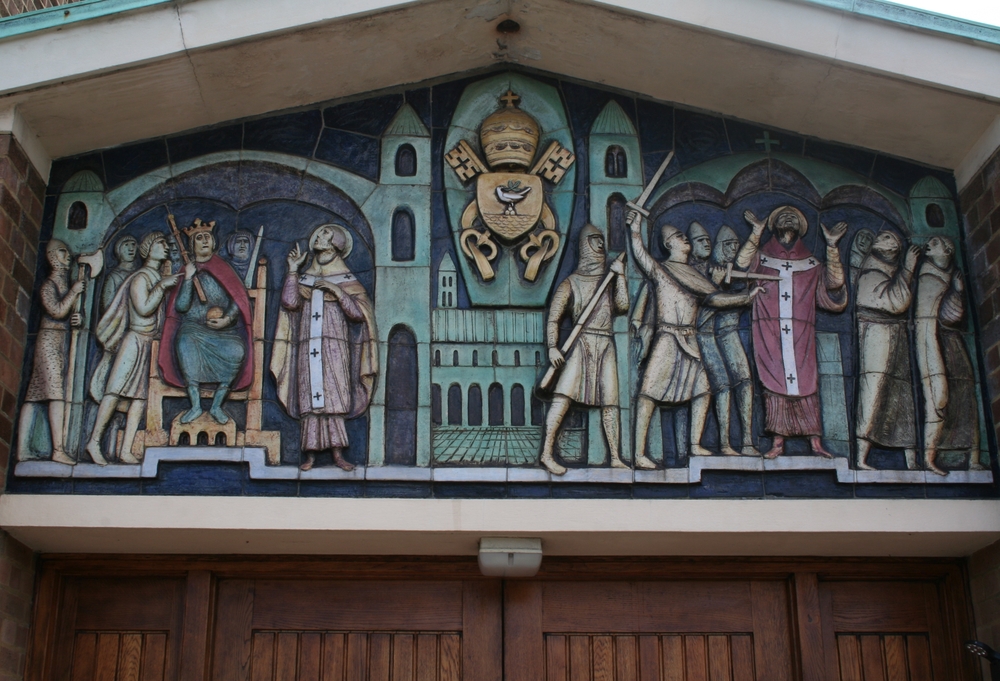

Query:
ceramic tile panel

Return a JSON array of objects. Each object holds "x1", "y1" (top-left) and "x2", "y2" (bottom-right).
[{"x1": 9, "y1": 68, "x2": 996, "y2": 499}]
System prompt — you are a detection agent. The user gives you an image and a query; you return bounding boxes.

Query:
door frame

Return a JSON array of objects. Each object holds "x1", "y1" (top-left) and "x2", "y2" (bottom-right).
[{"x1": 27, "y1": 555, "x2": 978, "y2": 681}]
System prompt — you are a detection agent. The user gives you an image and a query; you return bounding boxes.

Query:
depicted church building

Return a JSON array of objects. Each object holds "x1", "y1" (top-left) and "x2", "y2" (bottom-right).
[{"x1": 0, "y1": 0, "x2": 999, "y2": 679}]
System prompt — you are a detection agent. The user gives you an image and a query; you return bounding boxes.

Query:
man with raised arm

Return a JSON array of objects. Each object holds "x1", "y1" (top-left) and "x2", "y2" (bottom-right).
[
  {"x1": 735, "y1": 206, "x2": 848, "y2": 459},
  {"x1": 627, "y1": 211, "x2": 761, "y2": 468}
]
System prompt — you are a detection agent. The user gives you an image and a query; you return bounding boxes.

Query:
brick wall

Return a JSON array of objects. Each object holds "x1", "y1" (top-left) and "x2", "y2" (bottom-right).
[
  {"x1": 962, "y1": 146, "x2": 1000, "y2": 675},
  {"x1": 0, "y1": 134, "x2": 42, "y2": 681}
]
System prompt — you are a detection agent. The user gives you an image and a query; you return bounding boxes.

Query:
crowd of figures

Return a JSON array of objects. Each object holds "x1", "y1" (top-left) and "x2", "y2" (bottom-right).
[
  {"x1": 16, "y1": 205, "x2": 985, "y2": 477},
  {"x1": 18, "y1": 220, "x2": 376, "y2": 472},
  {"x1": 538, "y1": 205, "x2": 985, "y2": 477}
]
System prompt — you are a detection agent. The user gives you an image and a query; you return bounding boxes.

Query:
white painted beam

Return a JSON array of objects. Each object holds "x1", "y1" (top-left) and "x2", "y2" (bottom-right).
[{"x1": 1, "y1": 495, "x2": 998, "y2": 557}]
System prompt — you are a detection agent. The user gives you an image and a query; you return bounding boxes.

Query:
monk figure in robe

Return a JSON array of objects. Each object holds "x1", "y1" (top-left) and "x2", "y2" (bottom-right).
[
  {"x1": 17, "y1": 240, "x2": 84, "y2": 465},
  {"x1": 915, "y1": 236, "x2": 983, "y2": 476},
  {"x1": 854, "y1": 230, "x2": 920, "y2": 471},
  {"x1": 157, "y1": 220, "x2": 254, "y2": 425},
  {"x1": 272, "y1": 224, "x2": 378, "y2": 471}
]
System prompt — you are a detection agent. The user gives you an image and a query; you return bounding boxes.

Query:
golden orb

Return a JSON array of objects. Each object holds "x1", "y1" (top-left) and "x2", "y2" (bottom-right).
[{"x1": 480, "y1": 90, "x2": 539, "y2": 169}]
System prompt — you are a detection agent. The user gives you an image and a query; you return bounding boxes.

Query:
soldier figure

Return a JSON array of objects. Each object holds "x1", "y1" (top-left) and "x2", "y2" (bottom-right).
[
  {"x1": 628, "y1": 211, "x2": 761, "y2": 468},
  {"x1": 540, "y1": 224, "x2": 628, "y2": 475}
]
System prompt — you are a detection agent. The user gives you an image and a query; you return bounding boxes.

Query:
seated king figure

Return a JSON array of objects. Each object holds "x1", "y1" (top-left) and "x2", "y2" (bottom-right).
[{"x1": 158, "y1": 219, "x2": 254, "y2": 425}]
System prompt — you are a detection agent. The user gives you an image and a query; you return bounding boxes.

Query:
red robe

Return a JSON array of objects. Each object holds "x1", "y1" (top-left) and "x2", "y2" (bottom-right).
[
  {"x1": 157, "y1": 255, "x2": 255, "y2": 391},
  {"x1": 748, "y1": 237, "x2": 847, "y2": 436}
]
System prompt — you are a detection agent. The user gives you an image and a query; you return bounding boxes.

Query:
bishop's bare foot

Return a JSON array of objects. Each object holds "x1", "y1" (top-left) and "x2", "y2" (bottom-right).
[
  {"x1": 633, "y1": 454, "x2": 658, "y2": 470},
  {"x1": 690, "y1": 445, "x2": 713, "y2": 457},
  {"x1": 721, "y1": 445, "x2": 741, "y2": 457},
  {"x1": 763, "y1": 437, "x2": 784, "y2": 460},
  {"x1": 809, "y1": 437, "x2": 834, "y2": 459},
  {"x1": 332, "y1": 450, "x2": 355, "y2": 472},
  {"x1": 53, "y1": 448, "x2": 78, "y2": 466},
  {"x1": 299, "y1": 453, "x2": 315, "y2": 471}
]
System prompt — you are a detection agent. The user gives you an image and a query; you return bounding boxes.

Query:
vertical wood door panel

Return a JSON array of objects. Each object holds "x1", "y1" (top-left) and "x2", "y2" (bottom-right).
[
  {"x1": 821, "y1": 577, "x2": 971, "y2": 681},
  {"x1": 213, "y1": 580, "x2": 499, "y2": 681},
  {"x1": 507, "y1": 581, "x2": 791, "y2": 681}
]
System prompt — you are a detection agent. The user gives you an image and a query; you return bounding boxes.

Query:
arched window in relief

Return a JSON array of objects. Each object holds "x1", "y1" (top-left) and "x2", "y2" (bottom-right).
[
  {"x1": 514, "y1": 350, "x2": 520, "y2": 367},
  {"x1": 472, "y1": 350, "x2": 479, "y2": 367},
  {"x1": 488, "y1": 383, "x2": 504, "y2": 426},
  {"x1": 434, "y1": 350, "x2": 441, "y2": 367},
  {"x1": 605, "y1": 145, "x2": 627, "y2": 178},
  {"x1": 453, "y1": 350, "x2": 459, "y2": 366},
  {"x1": 492, "y1": 350, "x2": 499, "y2": 366},
  {"x1": 607, "y1": 193, "x2": 628, "y2": 253},
  {"x1": 395, "y1": 144, "x2": 417, "y2": 177},
  {"x1": 468, "y1": 384, "x2": 483, "y2": 426},
  {"x1": 447, "y1": 384, "x2": 462, "y2": 426},
  {"x1": 510, "y1": 384, "x2": 525, "y2": 426},
  {"x1": 926, "y1": 203, "x2": 945, "y2": 228},
  {"x1": 431, "y1": 384, "x2": 442, "y2": 426},
  {"x1": 384, "y1": 326, "x2": 417, "y2": 465},
  {"x1": 391, "y1": 209, "x2": 415, "y2": 261},
  {"x1": 67, "y1": 202, "x2": 88, "y2": 231},
  {"x1": 535, "y1": 351, "x2": 541, "y2": 366}
]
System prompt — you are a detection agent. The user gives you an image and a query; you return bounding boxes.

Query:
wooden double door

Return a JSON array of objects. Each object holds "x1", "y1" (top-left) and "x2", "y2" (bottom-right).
[{"x1": 29, "y1": 558, "x2": 976, "y2": 681}]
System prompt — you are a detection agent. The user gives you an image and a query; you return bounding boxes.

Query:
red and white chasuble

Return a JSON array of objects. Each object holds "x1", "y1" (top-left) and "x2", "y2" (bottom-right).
[{"x1": 747, "y1": 238, "x2": 847, "y2": 435}]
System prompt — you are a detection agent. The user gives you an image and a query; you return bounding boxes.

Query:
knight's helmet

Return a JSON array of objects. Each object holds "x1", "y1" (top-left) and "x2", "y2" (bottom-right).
[
  {"x1": 688, "y1": 221, "x2": 710, "y2": 242},
  {"x1": 577, "y1": 223, "x2": 606, "y2": 276},
  {"x1": 713, "y1": 225, "x2": 740, "y2": 264},
  {"x1": 480, "y1": 90, "x2": 540, "y2": 169}
]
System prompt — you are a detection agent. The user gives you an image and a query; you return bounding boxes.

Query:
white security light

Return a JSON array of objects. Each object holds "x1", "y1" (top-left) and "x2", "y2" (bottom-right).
[{"x1": 478, "y1": 537, "x2": 542, "y2": 577}]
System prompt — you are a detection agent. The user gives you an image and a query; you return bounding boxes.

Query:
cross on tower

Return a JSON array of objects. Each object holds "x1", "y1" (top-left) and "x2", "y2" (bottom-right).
[
  {"x1": 786, "y1": 374, "x2": 796, "y2": 384},
  {"x1": 756, "y1": 131, "x2": 780, "y2": 152},
  {"x1": 782, "y1": 324, "x2": 792, "y2": 334},
  {"x1": 500, "y1": 90, "x2": 520, "y2": 108}
]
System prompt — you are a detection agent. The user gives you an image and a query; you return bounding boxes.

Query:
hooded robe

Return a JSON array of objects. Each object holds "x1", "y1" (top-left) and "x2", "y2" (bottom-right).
[{"x1": 854, "y1": 238, "x2": 917, "y2": 449}]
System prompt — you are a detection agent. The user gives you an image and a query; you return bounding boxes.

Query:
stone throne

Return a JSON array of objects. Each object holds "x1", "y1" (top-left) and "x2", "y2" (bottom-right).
[{"x1": 131, "y1": 259, "x2": 281, "y2": 465}]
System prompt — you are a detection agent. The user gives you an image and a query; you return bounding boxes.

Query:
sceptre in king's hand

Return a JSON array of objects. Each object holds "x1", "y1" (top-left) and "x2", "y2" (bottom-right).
[{"x1": 166, "y1": 214, "x2": 207, "y2": 303}]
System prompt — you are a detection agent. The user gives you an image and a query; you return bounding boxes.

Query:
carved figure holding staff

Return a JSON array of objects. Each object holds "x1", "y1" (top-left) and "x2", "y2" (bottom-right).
[
  {"x1": 538, "y1": 225, "x2": 628, "y2": 475},
  {"x1": 272, "y1": 224, "x2": 379, "y2": 471},
  {"x1": 16, "y1": 240, "x2": 85, "y2": 465}
]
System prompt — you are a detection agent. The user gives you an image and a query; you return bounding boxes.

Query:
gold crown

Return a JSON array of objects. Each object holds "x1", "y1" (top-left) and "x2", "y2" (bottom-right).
[
  {"x1": 183, "y1": 218, "x2": 216, "y2": 237},
  {"x1": 480, "y1": 90, "x2": 539, "y2": 169}
]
